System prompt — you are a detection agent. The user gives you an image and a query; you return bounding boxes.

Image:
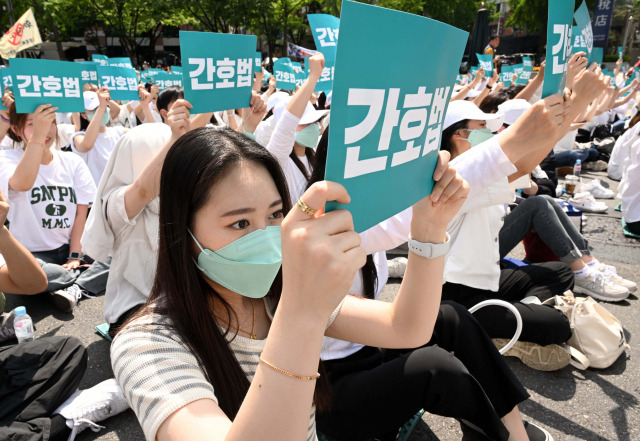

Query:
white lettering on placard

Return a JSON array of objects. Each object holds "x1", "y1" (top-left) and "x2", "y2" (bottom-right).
[
  {"x1": 189, "y1": 57, "x2": 253, "y2": 90},
  {"x1": 315, "y1": 27, "x2": 339, "y2": 47},
  {"x1": 551, "y1": 24, "x2": 572, "y2": 75},
  {"x1": 17, "y1": 74, "x2": 81, "y2": 99},
  {"x1": 343, "y1": 86, "x2": 451, "y2": 179}
]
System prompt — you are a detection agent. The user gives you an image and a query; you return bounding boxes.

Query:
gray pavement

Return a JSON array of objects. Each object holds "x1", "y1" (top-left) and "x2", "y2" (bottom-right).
[{"x1": 3, "y1": 170, "x2": 639, "y2": 441}]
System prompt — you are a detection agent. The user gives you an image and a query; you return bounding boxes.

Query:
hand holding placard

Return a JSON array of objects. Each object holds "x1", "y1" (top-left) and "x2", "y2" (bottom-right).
[
  {"x1": 241, "y1": 91, "x2": 268, "y2": 134},
  {"x1": 97, "y1": 87, "x2": 110, "y2": 109},
  {"x1": 166, "y1": 99, "x2": 193, "y2": 139},
  {"x1": 30, "y1": 104, "x2": 58, "y2": 144}
]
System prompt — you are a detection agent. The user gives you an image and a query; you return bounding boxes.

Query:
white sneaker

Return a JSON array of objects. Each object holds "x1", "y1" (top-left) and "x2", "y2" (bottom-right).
[
  {"x1": 569, "y1": 192, "x2": 608, "y2": 213},
  {"x1": 597, "y1": 264, "x2": 637, "y2": 293},
  {"x1": 51, "y1": 285, "x2": 92, "y2": 313},
  {"x1": 387, "y1": 257, "x2": 408, "y2": 279},
  {"x1": 53, "y1": 379, "x2": 129, "y2": 441},
  {"x1": 580, "y1": 179, "x2": 615, "y2": 199},
  {"x1": 573, "y1": 269, "x2": 629, "y2": 302}
]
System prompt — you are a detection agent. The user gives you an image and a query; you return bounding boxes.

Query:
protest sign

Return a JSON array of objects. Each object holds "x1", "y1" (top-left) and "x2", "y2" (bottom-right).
[
  {"x1": 476, "y1": 53, "x2": 494, "y2": 77},
  {"x1": 9, "y1": 59, "x2": 84, "y2": 113},
  {"x1": 294, "y1": 67, "x2": 308, "y2": 87},
  {"x1": 170, "y1": 66, "x2": 182, "y2": 74},
  {"x1": 572, "y1": 1, "x2": 593, "y2": 60},
  {"x1": 0, "y1": 9, "x2": 42, "y2": 59},
  {"x1": 180, "y1": 31, "x2": 256, "y2": 113},
  {"x1": 324, "y1": 0, "x2": 467, "y2": 232},
  {"x1": 308, "y1": 14, "x2": 340, "y2": 62},
  {"x1": 515, "y1": 63, "x2": 533, "y2": 85},
  {"x1": 512, "y1": 63, "x2": 524, "y2": 76},
  {"x1": 154, "y1": 72, "x2": 183, "y2": 91},
  {"x1": 590, "y1": 47, "x2": 604, "y2": 65},
  {"x1": 77, "y1": 61, "x2": 99, "y2": 88},
  {"x1": 618, "y1": 46, "x2": 624, "y2": 60},
  {"x1": 254, "y1": 52, "x2": 262, "y2": 72},
  {"x1": 274, "y1": 57, "x2": 297, "y2": 90},
  {"x1": 500, "y1": 65, "x2": 514, "y2": 87},
  {"x1": 109, "y1": 57, "x2": 133, "y2": 69},
  {"x1": 542, "y1": 0, "x2": 574, "y2": 98},
  {"x1": 97, "y1": 65, "x2": 139, "y2": 101},
  {"x1": 0, "y1": 68, "x2": 11, "y2": 110},
  {"x1": 92, "y1": 54, "x2": 109, "y2": 66}
]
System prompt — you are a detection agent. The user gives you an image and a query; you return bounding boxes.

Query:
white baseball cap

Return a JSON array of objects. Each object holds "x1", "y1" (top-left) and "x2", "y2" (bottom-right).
[
  {"x1": 299, "y1": 102, "x2": 329, "y2": 125},
  {"x1": 83, "y1": 91, "x2": 99, "y2": 111},
  {"x1": 267, "y1": 91, "x2": 290, "y2": 112},
  {"x1": 497, "y1": 99, "x2": 532, "y2": 126},
  {"x1": 443, "y1": 100, "x2": 504, "y2": 132}
]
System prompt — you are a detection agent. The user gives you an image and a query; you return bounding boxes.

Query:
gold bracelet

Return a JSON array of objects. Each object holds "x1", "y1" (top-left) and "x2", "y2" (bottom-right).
[{"x1": 259, "y1": 354, "x2": 320, "y2": 381}]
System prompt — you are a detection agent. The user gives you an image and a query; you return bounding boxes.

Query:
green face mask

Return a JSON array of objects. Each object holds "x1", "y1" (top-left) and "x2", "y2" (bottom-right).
[
  {"x1": 188, "y1": 226, "x2": 282, "y2": 299},
  {"x1": 87, "y1": 109, "x2": 110, "y2": 127},
  {"x1": 467, "y1": 128, "x2": 494, "y2": 147},
  {"x1": 295, "y1": 123, "x2": 321, "y2": 149}
]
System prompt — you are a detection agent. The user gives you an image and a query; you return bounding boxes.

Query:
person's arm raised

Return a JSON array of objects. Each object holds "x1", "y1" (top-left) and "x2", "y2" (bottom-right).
[
  {"x1": 286, "y1": 53, "x2": 324, "y2": 118},
  {"x1": 74, "y1": 87, "x2": 110, "y2": 153},
  {"x1": 158, "y1": 182, "x2": 365, "y2": 441},
  {"x1": 473, "y1": 69, "x2": 497, "y2": 106},
  {"x1": 124, "y1": 99, "x2": 192, "y2": 219},
  {"x1": 325, "y1": 152, "x2": 469, "y2": 349},
  {"x1": 240, "y1": 91, "x2": 268, "y2": 134},
  {"x1": 0, "y1": 88, "x2": 13, "y2": 140},
  {"x1": 137, "y1": 87, "x2": 156, "y2": 124},
  {"x1": 9, "y1": 104, "x2": 58, "y2": 192},
  {"x1": 0, "y1": 189, "x2": 47, "y2": 294},
  {"x1": 451, "y1": 68, "x2": 484, "y2": 101}
]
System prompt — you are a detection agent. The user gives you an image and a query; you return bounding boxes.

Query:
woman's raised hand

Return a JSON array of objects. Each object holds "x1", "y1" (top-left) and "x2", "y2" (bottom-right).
[
  {"x1": 30, "y1": 104, "x2": 58, "y2": 144},
  {"x1": 280, "y1": 181, "x2": 366, "y2": 318},
  {"x1": 166, "y1": 99, "x2": 193, "y2": 138}
]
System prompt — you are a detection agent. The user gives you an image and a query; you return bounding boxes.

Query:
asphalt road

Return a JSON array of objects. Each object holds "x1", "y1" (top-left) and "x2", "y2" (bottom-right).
[{"x1": 4, "y1": 170, "x2": 639, "y2": 441}]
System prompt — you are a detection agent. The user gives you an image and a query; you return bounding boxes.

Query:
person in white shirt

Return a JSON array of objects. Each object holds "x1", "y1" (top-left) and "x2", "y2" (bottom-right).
[
  {"x1": 620, "y1": 137, "x2": 640, "y2": 234},
  {"x1": 0, "y1": 102, "x2": 108, "y2": 313},
  {"x1": 266, "y1": 53, "x2": 329, "y2": 206}
]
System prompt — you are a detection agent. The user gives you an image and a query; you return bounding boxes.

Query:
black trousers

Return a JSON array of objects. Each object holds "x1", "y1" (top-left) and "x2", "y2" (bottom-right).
[
  {"x1": 442, "y1": 262, "x2": 574, "y2": 346},
  {"x1": 316, "y1": 302, "x2": 529, "y2": 441},
  {"x1": 0, "y1": 337, "x2": 87, "y2": 441}
]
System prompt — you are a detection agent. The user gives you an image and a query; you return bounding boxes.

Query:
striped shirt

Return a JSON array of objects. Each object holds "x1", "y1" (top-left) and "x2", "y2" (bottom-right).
[{"x1": 111, "y1": 296, "x2": 334, "y2": 441}]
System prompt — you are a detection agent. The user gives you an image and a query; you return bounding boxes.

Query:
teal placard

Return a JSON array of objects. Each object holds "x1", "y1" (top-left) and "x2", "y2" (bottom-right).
[
  {"x1": 522, "y1": 56, "x2": 533, "y2": 68},
  {"x1": 590, "y1": 47, "x2": 604, "y2": 65},
  {"x1": 9, "y1": 59, "x2": 84, "y2": 113},
  {"x1": 500, "y1": 65, "x2": 514, "y2": 87},
  {"x1": 77, "y1": 61, "x2": 99, "y2": 88},
  {"x1": 470, "y1": 66, "x2": 479, "y2": 76},
  {"x1": 294, "y1": 67, "x2": 308, "y2": 88},
  {"x1": 308, "y1": 14, "x2": 340, "y2": 63},
  {"x1": 92, "y1": 54, "x2": 109, "y2": 67},
  {"x1": 109, "y1": 57, "x2": 133, "y2": 69},
  {"x1": 0, "y1": 68, "x2": 11, "y2": 110},
  {"x1": 324, "y1": 0, "x2": 468, "y2": 232},
  {"x1": 634, "y1": 67, "x2": 640, "y2": 81},
  {"x1": 274, "y1": 57, "x2": 297, "y2": 90},
  {"x1": 170, "y1": 66, "x2": 182, "y2": 74},
  {"x1": 512, "y1": 63, "x2": 524, "y2": 76},
  {"x1": 572, "y1": 1, "x2": 593, "y2": 60},
  {"x1": 618, "y1": 46, "x2": 624, "y2": 60},
  {"x1": 96, "y1": 65, "x2": 139, "y2": 101},
  {"x1": 476, "y1": 53, "x2": 494, "y2": 77},
  {"x1": 180, "y1": 30, "x2": 256, "y2": 113},
  {"x1": 254, "y1": 52, "x2": 262, "y2": 70},
  {"x1": 542, "y1": 0, "x2": 574, "y2": 98},
  {"x1": 515, "y1": 65, "x2": 533, "y2": 85},
  {"x1": 154, "y1": 72, "x2": 183, "y2": 91}
]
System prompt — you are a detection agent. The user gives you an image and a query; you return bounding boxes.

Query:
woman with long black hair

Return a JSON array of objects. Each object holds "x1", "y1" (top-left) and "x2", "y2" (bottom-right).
[{"x1": 110, "y1": 112, "x2": 469, "y2": 440}]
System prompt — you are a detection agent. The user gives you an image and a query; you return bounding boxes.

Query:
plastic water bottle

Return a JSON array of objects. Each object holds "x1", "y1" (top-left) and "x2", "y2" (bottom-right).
[
  {"x1": 13, "y1": 306, "x2": 34, "y2": 343},
  {"x1": 574, "y1": 159, "x2": 582, "y2": 178}
]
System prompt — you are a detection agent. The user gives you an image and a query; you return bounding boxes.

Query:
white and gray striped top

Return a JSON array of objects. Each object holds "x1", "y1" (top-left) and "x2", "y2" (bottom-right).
[{"x1": 111, "y1": 296, "x2": 332, "y2": 441}]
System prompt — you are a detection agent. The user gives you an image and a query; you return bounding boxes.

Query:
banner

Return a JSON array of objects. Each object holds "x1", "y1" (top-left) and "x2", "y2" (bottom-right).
[
  {"x1": 0, "y1": 68, "x2": 11, "y2": 110},
  {"x1": 592, "y1": 0, "x2": 616, "y2": 49},
  {"x1": 287, "y1": 41, "x2": 317, "y2": 58},
  {"x1": 476, "y1": 53, "x2": 494, "y2": 77},
  {"x1": 153, "y1": 72, "x2": 183, "y2": 91},
  {"x1": 324, "y1": 0, "x2": 468, "y2": 232},
  {"x1": 96, "y1": 65, "x2": 139, "y2": 101},
  {"x1": 108, "y1": 57, "x2": 133, "y2": 69},
  {"x1": 274, "y1": 57, "x2": 297, "y2": 90},
  {"x1": 77, "y1": 61, "x2": 99, "y2": 88},
  {"x1": 92, "y1": 54, "x2": 109, "y2": 66},
  {"x1": 0, "y1": 9, "x2": 42, "y2": 59},
  {"x1": 180, "y1": 31, "x2": 256, "y2": 113},
  {"x1": 572, "y1": 1, "x2": 593, "y2": 61},
  {"x1": 9, "y1": 59, "x2": 84, "y2": 113},
  {"x1": 542, "y1": 0, "x2": 574, "y2": 98},
  {"x1": 500, "y1": 65, "x2": 514, "y2": 87}
]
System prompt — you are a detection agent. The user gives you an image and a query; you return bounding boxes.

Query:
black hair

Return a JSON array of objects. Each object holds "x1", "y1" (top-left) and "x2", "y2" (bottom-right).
[
  {"x1": 506, "y1": 84, "x2": 525, "y2": 99},
  {"x1": 441, "y1": 119, "x2": 469, "y2": 154},
  {"x1": 156, "y1": 86, "x2": 184, "y2": 116},
  {"x1": 490, "y1": 34, "x2": 500, "y2": 41},
  {"x1": 479, "y1": 91, "x2": 510, "y2": 114},
  {"x1": 144, "y1": 81, "x2": 153, "y2": 92}
]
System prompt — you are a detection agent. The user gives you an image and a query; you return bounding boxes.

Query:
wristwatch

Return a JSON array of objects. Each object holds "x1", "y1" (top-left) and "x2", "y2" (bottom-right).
[
  {"x1": 408, "y1": 233, "x2": 451, "y2": 259},
  {"x1": 485, "y1": 84, "x2": 493, "y2": 90},
  {"x1": 68, "y1": 252, "x2": 84, "y2": 261}
]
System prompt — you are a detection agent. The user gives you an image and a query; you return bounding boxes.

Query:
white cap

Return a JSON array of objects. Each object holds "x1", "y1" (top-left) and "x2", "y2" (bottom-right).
[
  {"x1": 465, "y1": 89, "x2": 481, "y2": 98},
  {"x1": 267, "y1": 91, "x2": 290, "y2": 112},
  {"x1": 83, "y1": 91, "x2": 99, "y2": 111},
  {"x1": 497, "y1": 99, "x2": 532, "y2": 126},
  {"x1": 299, "y1": 102, "x2": 329, "y2": 125},
  {"x1": 443, "y1": 100, "x2": 504, "y2": 132}
]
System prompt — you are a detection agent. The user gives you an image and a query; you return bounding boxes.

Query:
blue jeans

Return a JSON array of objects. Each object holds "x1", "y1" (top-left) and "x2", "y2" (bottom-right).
[{"x1": 554, "y1": 148, "x2": 599, "y2": 167}]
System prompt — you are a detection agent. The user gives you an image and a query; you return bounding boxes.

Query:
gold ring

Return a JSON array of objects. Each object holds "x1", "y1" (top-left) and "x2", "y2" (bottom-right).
[{"x1": 296, "y1": 198, "x2": 317, "y2": 217}]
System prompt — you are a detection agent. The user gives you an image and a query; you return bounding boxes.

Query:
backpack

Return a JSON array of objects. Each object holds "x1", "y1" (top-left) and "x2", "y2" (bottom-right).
[{"x1": 544, "y1": 292, "x2": 628, "y2": 369}]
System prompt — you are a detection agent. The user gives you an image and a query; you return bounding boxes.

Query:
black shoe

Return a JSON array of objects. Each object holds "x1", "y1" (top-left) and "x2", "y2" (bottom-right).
[{"x1": 524, "y1": 420, "x2": 554, "y2": 441}]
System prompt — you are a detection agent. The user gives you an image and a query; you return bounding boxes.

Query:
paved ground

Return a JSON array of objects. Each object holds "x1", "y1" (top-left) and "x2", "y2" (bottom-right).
[{"x1": 4, "y1": 170, "x2": 639, "y2": 441}]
